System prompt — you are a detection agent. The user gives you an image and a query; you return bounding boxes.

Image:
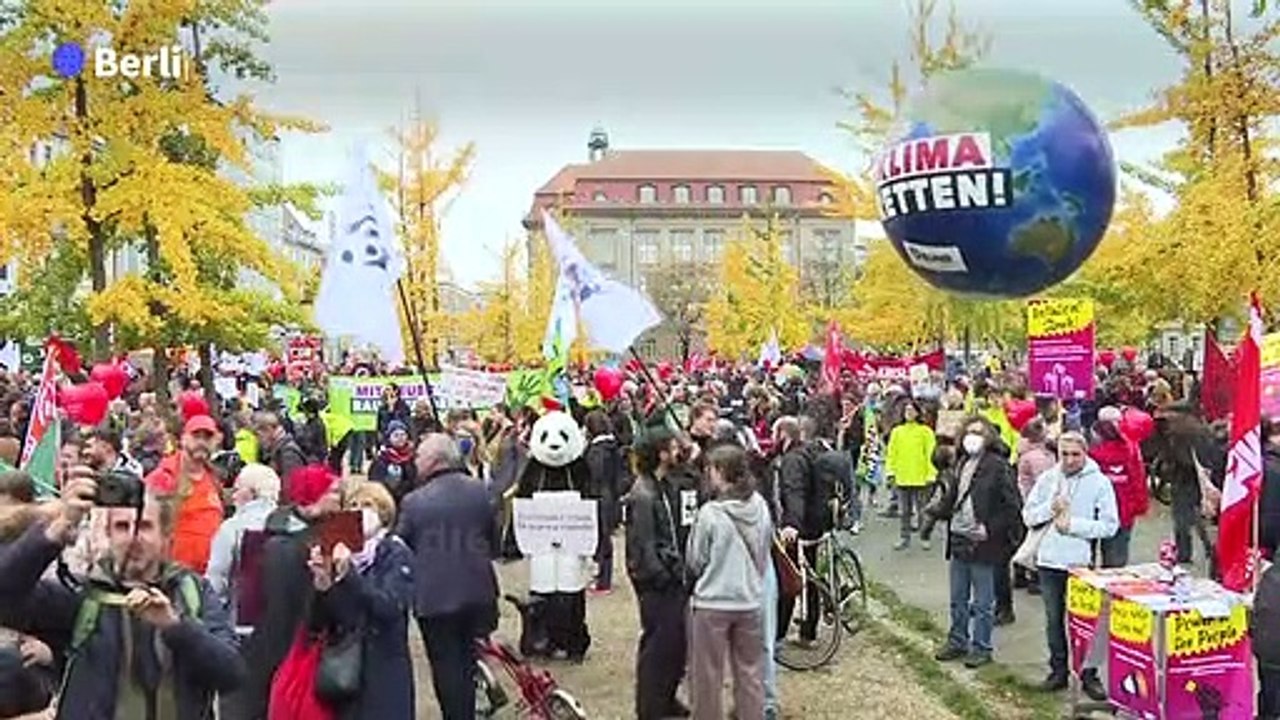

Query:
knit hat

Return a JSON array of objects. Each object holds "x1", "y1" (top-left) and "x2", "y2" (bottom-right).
[
  {"x1": 384, "y1": 419, "x2": 409, "y2": 440},
  {"x1": 286, "y1": 464, "x2": 337, "y2": 507},
  {"x1": 1098, "y1": 406, "x2": 1122, "y2": 424}
]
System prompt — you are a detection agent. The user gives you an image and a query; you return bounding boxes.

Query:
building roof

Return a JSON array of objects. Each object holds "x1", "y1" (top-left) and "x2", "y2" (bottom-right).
[{"x1": 534, "y1": 149, "x2": 828, "y2": 194}]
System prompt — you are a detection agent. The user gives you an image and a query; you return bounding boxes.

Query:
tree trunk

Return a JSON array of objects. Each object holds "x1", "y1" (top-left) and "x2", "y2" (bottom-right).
[
  {"x1": 76, "y1": 77, "x2": 110, "y2": 360},
  {"x1": 199, "y1": 343, "x2": 217, "y2": 414},
  {"x1": 152, "y1": 347, "x2": 171, "y2": 408}
]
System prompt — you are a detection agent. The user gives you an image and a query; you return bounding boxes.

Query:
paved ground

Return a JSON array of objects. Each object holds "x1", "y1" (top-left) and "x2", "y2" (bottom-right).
[{"x1": 851, "y1": 496, "x2": 1199, "y2": 684}]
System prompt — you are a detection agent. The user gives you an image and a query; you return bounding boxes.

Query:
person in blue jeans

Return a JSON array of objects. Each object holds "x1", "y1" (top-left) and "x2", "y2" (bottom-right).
[{"x1": 929, "y1": 418, "x2": 1021, "y2": 669}]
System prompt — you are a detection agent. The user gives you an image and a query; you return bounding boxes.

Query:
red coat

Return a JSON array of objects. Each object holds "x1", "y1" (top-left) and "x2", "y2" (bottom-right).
[{"x1": 1090, "y1": 439, "x2": 1149, "y2": 530}]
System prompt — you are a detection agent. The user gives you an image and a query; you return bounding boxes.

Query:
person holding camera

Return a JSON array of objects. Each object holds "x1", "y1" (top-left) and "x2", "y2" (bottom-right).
[
  {"x1": 143, "y1": 415, "x2": 225, "y2": 574},
  {"x1": 0, "y1": 468, "x2": 245, "y2": 719}
]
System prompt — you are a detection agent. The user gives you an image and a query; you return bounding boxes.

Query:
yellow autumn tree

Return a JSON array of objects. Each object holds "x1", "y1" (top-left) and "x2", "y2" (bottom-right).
[
  {"x1": 384, "y1": 117, "x2": 475, "y2": 368},
  {"x1": 458, "y1": 240, "x2": 525, "y2": 363},
  {"x1": 829, "y1": 0, "x2": 1025, "y2": 348},
  {"x1": 1113, "y1": 0, "x2": 1280, "y2": 325},
  {"x1": 0, "y1": 0, "x2": 324, "y2": 370},
  {"x1": 705, "y1": 216, "x2": 810, "y2": 359}
]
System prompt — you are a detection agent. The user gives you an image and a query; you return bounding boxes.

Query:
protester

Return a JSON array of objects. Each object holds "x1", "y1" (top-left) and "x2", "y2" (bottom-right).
[
  {"x1": 930, "y1": 417, "x2": 1020, "y2": 668},
  {"x1": 1254, "y1": 559, "x2": 1279, "y2": 720},
  {"x1": 83, "y1": 425, "x2": 144, "y2": 477},
  {"x1": 368, "y1": 420, "x2": 418, "y2": 503},
  {"x1": 686, "y1": 444, "x2": 769, "y2": 720},
  {"x1": 1014, "y1": 419, "x2": 1055, "y2": 593},
  {"x1": 311, "y1": 481, "x2": 416, "y2": 719},
  {"x1": 205, "y1": 463, "x2": 281, "y2": 632},
  {"x1": 625, "y1": 424, "x2": 691, "y2": 720},
  {"x1": 143, "y1": 414, "x2": 225, "y2": 574},
  {"x1": 885, "y1": 400, "x2": 938, "y2": 550},
  {"x1": 583, "y1": 410, "x2": 622, "y2": 594},
  {"x1": 238, "y1": 464, "x2": 344, "y2": 719},
  {"x1": 376, "y1": 384, "x2": 412, "y2": 441},
  {"x1": 397, "y1": 434, "x2": 499, "y2": 720},
  {"x1": 0, "y1": 468, "x2": 245, "y2": 719},
  {"x1": 251, "y1": 411, "x2": 307, "y2": 499},
  {"x1": 1023, "y1": 431, "x2": 1119, "y2": 697},
  {"x1": 1089, "y1": 406, "x2": 1149, "y2": 568}
]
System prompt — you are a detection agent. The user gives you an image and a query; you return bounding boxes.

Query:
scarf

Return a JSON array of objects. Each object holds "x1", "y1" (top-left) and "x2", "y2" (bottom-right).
[
  {"x1": 381, "y1": 444, "x2": 414, "y2": 466},
  {"x1": 352, "y1": 530, "x2": 387, "y2": 574}
]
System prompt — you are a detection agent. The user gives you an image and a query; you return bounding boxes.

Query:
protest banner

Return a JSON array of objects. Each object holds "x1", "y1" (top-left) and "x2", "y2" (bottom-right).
[
  {"x1": 1027, "y1": 298, "x2": 1096, "y2": 400},
  {"x1": 513, "y1": 492, "x2": 598, "y2": 557},
  {"x1": 1163, "y1": 605, "x2": 1254, "y2": 719},
  {"x1": 1107, "y1": 599, "x2": 1160, "y2": 719},
  {"x1": 1066, "y1": 575, "x2": 1104, "y2": 676},
  {"x1": 439, "y1": 366, "x2": 507, "y2": 409},
  {"x1": 326, "y1": 371, "x2": 507, "y2": 431}
]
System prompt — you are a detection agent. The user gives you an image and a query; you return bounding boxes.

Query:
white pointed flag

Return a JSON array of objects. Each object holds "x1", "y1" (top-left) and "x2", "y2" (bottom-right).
[
  {"x1": 543, "y1": 273, "x2": 578, "y2": 359},
  {"x1": 540, "y1": 210, "x2": 661, "y2": 354},
  {"x1": 314, "y1": 144, "x2": 406, "y2": 366}
]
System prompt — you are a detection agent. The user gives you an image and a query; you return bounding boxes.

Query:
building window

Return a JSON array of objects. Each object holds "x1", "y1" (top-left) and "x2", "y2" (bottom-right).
[
  {"x1": 671, "y1": 230, "x2": 694, "y2": 263},
  {"x1": 780, "y1": 230, "x2": 797, "y2": 264},
  {"x1": 706, "y1": 185, "x2": 725, "y2": 204},
  {"x1": 740, "y1": 185, "x2": 758, "y2": 205},
  {"x1": 818, "y1": 192, "x2": 834, "y2": 205},
  {"x1": 702, "y1": 230, "x2": 725, "y2": 262},
  {"x1": 673, "y1": 185, "x2": 691, "y2": 204},
  {"x1": 593, "y1": 190, "x2": 607, "y2": 202},
  {"x1": 638, "y1": 184, "x2": 657, "y2": 204},
  {"x1": 815, "y1": 229, "x2": 842, "y2": 262},
  {"x1": 636, "y1": 230, "x2": 660, "y2": 265},
  {"x1": 773, "y1": 186, "x2": 792, "y2": 205}
]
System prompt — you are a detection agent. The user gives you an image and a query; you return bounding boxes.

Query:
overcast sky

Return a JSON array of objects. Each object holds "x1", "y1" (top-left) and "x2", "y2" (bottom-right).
[{"x1": 249, "y1": 0, "x2": 1190, "y2": 287}]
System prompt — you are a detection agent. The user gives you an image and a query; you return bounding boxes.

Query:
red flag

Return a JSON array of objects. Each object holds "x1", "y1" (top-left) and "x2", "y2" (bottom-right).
[
  {"x1": 821, "y1": 321, "x2": 842, "y2": 392},
  {"x1": 1218, "y1": 293, "x2": 1264, "y2": 592},
  {"x1": 1202, "y1": 328, "x2": 1234, "y2": 421}
]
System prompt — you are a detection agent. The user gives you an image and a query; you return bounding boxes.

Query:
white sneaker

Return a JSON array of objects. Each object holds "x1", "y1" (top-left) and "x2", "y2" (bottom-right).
[
  {"x1": 921, "y1": 539, "x2": 932, "y2": 551},
  {"x1": 850, "y1": 521, "x2": 863, "y2": 535}
]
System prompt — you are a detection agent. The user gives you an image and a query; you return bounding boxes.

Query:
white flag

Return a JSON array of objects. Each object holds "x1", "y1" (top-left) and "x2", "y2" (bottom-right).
[
  {"x1": 314, "y1": 144, "x2": 406, "y2": 366},
  {"x1": 540, "y1": 210, "x2": 661, "y2": 354},
  {"x1": 543, "y1": 273, "x2": 578, "y2": 359},
  {"x1": 758, "y1": 329, "x2": 781, "y2": 367}
]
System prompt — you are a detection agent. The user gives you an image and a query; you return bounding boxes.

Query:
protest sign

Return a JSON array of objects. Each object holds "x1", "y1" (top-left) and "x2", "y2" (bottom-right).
[
  {"x1": 1163, "y1": 605, "x2": 1254, "y2": 719},
  {"x1": 1066, "y1": 575, "x2": 1103, "y2": 676},
  {"x1": 1027, "y1": 298, "x2": 1096, "y2": 400},
  {"x1": 513, "y1": 492, "x2": 598, "y2": 557},
  {"x1": 1107, "y1": 599, "x2": 1159, "y2": 719}
]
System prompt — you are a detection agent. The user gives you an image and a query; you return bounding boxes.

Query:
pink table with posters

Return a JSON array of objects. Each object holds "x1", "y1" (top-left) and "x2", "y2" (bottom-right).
[{"x1": 1067, "y1": 564, "x2": 1254, "y2": 720}]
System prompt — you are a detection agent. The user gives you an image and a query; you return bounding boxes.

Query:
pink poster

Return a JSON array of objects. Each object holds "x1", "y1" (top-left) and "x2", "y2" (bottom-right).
[
  {"x1": 1027, "y1": 298, "x2": 1096, "y2": 401},
  {"x1": 1163, "y1": 606, "x2": 1255, "y2": 719},
  {"x1": 1107, "y1": 600, "x2": 1160, "y2": 720},
  {"x1": 1066, "y1": 576, "x2": 1103, "y2": 675}
]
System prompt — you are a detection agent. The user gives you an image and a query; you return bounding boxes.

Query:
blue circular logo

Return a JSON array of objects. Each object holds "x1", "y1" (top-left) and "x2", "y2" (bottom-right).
[{"x1": 51, "y1": 42, "x2": 85, "y2": 78}]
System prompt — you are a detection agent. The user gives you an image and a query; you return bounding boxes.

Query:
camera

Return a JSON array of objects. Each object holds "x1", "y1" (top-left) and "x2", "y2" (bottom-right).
[{"x1": 94, "y1": 469, "x2": 144, "y2": 508}]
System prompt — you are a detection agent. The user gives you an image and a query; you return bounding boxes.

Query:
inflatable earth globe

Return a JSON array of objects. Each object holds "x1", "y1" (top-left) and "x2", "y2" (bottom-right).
[{"x1": 875, "y1": 67, "x2": 1116, "y2": 298}]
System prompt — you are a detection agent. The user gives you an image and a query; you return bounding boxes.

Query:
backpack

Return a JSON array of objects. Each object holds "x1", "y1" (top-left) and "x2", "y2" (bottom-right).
[
  {"x1": 1253, "y1": 562, "x2": 1280, "y2": 667},
  {"x1": 810, "y1": 441, "x2": 852, "y2": 530}
]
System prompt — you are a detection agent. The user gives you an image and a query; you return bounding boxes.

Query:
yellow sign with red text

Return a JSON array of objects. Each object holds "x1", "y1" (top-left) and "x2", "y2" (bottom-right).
[
  {"x1": 1067, "y1": 576, "x2": 1103, "y2": 619},
  {"x1": 1027, "y1": 298, "x2": 1095, "y2": 338},
  {"x1": 1110, "y1": 599, "x2": 1154, "y2": 645},
  {"x1": 1165, "y1": 605, "x2": 1248, "y2": 658}
]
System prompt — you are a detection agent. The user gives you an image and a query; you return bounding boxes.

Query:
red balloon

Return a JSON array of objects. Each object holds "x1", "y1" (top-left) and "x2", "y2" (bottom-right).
[
  {"x1": 1120, "y1": 408, "x2": 1155, "y2": 443},
  {"x1": 89, "y1": 362, "x2": 129, "y2": 400},
  {"x1": 178, "y1": 391, "x2": 210, "y2": 422},
  {"x1": 656, "y1": 362, "x2": 674, "y2": 381},
  {"x1": 1098, "y1": 350, "x2": 1116, "y2": 369},
  {"x1": 60, "y1": 382, "x2": 110, "y2": 426},
  {"x1": 593, "y1": 367, "x2": 624, "y2": 402},
  {"x1": 1121, "y1": 346, "x2": 1139, "y2": 363},
  {"x1": 1003, "y1": 398, "x2": 1038, "y2": 432}
]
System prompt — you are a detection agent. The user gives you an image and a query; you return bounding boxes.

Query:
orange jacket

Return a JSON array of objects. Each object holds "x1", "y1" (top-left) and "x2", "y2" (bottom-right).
[{"x1": 144, "y1": 453, "x2": 224, "y2": 574}]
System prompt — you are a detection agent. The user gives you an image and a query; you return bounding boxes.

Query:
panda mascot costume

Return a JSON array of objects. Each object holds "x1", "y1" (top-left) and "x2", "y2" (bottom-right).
[{"x1": 514, "y1": 410, "x2": 593, "y2": 661}]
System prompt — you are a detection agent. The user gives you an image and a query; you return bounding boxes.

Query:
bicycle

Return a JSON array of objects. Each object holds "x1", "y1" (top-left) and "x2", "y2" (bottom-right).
[
  {"x1": 774, "y1": 526, "x2": 868, "y2": 672},
  {"x1": 474, "y1": 596, "x2": 588, "y2": 719}
]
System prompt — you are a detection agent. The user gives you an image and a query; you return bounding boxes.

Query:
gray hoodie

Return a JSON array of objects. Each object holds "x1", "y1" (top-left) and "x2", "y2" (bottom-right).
[{"x1": 686, "y1": 492, "x2": 772, "y2": 611}]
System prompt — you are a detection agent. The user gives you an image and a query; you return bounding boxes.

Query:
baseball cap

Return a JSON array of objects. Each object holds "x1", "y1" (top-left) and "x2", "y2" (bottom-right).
[{"x1": 183, "y1": 414, "x2": 220, "y2": 436}]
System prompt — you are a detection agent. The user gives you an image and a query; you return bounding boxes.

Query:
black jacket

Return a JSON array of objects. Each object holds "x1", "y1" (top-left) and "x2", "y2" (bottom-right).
[
  {"x1": 376, "y1": 400, "x2": 412, "y2": 440},
  {"x1": 585, "y1": 435, "x2": 623, "y2": 531},
  {"x1": 1261, "y1": 444, "x2": 1280, "y2": 560},
  {"x1": 261, "y1": 434, "x2": 308, "y2": 496},
  {"x1": 777, "y1": 441, "x2": 834, "y2": 538},
  {"x1": 296, "y1": 415, "x2": 328, "y2": 463},
  {"x1": 933, "y1": 449, "x2": 1021, "y2": 565},
  {"x1": 624, "y1": 473, "x2": 686, "y2": 593}
]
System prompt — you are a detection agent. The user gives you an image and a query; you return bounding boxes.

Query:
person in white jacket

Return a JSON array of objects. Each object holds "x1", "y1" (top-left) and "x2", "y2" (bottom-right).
[{"x1": 1022, "y1": 431, "x2": 1118, "y2": 695}]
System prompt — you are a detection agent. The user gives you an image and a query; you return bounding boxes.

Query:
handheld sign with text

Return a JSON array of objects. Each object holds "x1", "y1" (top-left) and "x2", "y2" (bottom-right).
[{"x1": 513, "y1": 491, "x2": 598, "y2": 557}]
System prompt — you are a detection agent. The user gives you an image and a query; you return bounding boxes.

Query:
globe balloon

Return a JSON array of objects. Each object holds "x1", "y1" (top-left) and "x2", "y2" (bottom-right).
[{"x1": 876, "y1": 67, "x2": 1116, "y2": 297}]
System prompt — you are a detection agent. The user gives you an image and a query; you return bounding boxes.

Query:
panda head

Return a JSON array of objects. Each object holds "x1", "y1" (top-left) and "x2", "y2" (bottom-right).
[{"x1": 529, "y1": 411, "x2": 586, "y2": 468}]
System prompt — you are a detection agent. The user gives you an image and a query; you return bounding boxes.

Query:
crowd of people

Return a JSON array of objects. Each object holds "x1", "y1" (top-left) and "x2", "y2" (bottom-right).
[{"x1": 0, "y1": 351, "x2": 1276, "y2": 720}]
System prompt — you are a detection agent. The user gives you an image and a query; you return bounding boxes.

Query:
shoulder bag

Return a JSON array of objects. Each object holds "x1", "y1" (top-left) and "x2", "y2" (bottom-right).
[{"x1": 314, "y1": 628, "x2": 363, "y2": 705}]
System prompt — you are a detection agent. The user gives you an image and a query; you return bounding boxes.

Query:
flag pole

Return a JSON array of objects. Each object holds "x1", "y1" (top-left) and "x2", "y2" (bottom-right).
[
  {"x1": 628, "y1": 347, "x2": 681, "y2": 432},
  {"x1": 396, "y1": 278, "x2": 442, "y2": 421}
]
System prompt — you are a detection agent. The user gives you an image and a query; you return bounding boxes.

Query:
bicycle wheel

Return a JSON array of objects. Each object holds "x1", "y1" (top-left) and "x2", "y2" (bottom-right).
[
  {"x1": 474, "y1": 660, "x2": 509, "y2": 718},
  {"x1": 775, "y1": 579, "x2": 842, "y2": 672},
  {"x1": 546, "y1": 688, "x2": 589, "y2": 720},
  {"x1": 833, "y1": 547, "x2": 869, "y2": 636}
]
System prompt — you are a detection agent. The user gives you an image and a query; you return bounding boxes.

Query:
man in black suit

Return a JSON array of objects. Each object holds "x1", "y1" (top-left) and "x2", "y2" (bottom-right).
[{"x1": 396, "y1": 433, "x2": 499, "y2": 720}]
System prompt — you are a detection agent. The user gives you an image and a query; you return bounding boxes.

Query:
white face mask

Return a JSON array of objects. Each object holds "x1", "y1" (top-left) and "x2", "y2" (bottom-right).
[
  {"x1": 360, "y1": 507, "x2": 382, "y2": 538},
  {"x1": 962, "y1": 434, "x2": 985, "y2": 456}
]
